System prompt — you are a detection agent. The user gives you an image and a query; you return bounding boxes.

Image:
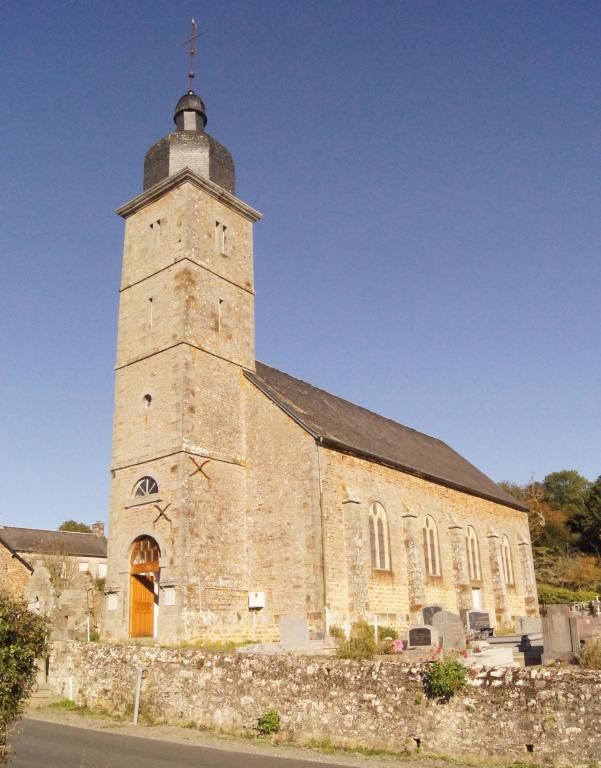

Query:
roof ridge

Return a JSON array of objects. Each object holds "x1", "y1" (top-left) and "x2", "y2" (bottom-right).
[{"x1": 0, "y1": 525, "x2": 100, "y2": 537}]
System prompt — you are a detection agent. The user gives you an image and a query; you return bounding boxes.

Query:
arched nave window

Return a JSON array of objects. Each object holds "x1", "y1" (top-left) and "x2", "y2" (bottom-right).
[
  {"x1": 133, "y1": 476, "x2": 159, "y2": 497},
  {"x1": 423, "y1": 515, "x2": 441, "y2": 577},
  {"x1": 368, "y1": 503, "x2": 390, "y2": 571},
  {"x1": 501, "y1": 534, "x2": 515, "y2": 586},
  {"x1": 466, "y1": 526, "x2": 481, "y2": 581}
]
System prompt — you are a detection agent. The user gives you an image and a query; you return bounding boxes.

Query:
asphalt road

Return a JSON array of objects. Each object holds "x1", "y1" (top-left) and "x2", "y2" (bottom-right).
[{"x1": 9, "y1": 719, "x2": 352, "y2": 768}]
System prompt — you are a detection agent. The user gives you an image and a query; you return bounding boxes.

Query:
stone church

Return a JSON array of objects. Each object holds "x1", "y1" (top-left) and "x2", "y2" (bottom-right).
[{"x1": 103, "y1": 85, "x2": 537, "y2": 645}]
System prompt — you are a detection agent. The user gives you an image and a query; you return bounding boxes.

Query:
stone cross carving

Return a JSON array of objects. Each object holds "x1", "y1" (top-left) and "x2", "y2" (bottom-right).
[{"x1": 189, "y1": 456, "x2": 211, "y2": 481}]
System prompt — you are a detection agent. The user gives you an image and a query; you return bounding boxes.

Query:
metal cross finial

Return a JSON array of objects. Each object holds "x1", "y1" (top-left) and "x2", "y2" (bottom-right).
[{"x1": 183, "y1": 18, "x2": 204, "y2": 93}]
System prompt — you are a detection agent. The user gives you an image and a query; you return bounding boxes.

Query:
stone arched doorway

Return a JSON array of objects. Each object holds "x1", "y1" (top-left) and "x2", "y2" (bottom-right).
[{"x1": 129, "y1": 536, "x2": 160, "y2": 638}]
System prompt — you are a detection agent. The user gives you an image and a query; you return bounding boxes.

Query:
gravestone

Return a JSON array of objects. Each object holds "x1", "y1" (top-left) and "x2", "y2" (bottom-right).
[
  {"x1": 422, "y1": 605, "x2": 442, "y2": 626},
  {"x1": 516, "y1": 616, "x2": 542, "y2": 634},
  {"x1": 432, "y1": 610, "x2": 465, "y2": 650},
  {"x1": 467, "y1": 610, "x2": 494, "y2": 632},
  {"x1": 408, "y1": 625, "x2": 439, "y2": 648},
  {"x1": 541, "y1": 604, "x2": 580, "y2": 663},
  {"x1": 279, "y1": 614, "x2": 310, "y2": 646}
]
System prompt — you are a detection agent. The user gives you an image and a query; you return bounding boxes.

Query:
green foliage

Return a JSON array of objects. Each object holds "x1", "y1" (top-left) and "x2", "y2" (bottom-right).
[
  {"x1": 336, "y1": 620, "x2": 377, "y2": 660},
  {"x1": 376, "y1": 625, "x2": 398, "y2": 641},
  {"x1": 543, "y1": 470, "x2": 591, "y2": 533},
  {"x1": 579, "y1": 640, "x2": 601, "y2": 670},
  {"x1": 47, "y1": 698, "x2": 79, "y2": 711},
  {"x1": 498, "y1": 481, "x2": 529, "y2": 503},
  {"x1": 583, "y1": 475, "x2": 601, "y2": 547},
  {"x1": 329, "y1": 625, "x2": 345, "y2": 639},
  {"x1": 423, "y1": 658, "x2": 467, "y2": 699},
  {"x1": 500, "y1": 469, "x2": 601, "y2": 596},
  {"x1": 0, "y1": 593, "x2": 48, "y2": 763},
  {"x1": 58, "y1": 520, "x2": 92, "y2": 533},
  {"x1": 537, "y1": 584, "x2": 598, "y2": 604},
  {"x1": 257, "y1": 708, "x2": 280, "y2": 735}
]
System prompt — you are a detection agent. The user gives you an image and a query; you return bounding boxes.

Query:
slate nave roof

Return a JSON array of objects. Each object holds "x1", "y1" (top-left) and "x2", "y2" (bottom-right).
[
  {"x1": 245, "y1": 362, "x2": 527, "y2": 513},
  {"x1": 0, "y1": 527, "x2": 107, "y2": 559}
]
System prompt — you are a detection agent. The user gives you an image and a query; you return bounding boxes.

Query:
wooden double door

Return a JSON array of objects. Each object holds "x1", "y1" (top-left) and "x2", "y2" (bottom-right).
[
  {"x1": 130, "y1": 573, "x2": 156, "y2": 638},
  {"x1": 129, "y1": 537, "x2": 160, "y2": 638}
]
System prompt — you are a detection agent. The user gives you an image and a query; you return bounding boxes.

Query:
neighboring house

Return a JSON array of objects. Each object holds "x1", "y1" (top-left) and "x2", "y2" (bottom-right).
[
  {"x1": 0, "y1": 524, "x2": 107, "y2": 637},
  {"x1": 102, "y1": 82, "x2": 537, "y2": 645}
]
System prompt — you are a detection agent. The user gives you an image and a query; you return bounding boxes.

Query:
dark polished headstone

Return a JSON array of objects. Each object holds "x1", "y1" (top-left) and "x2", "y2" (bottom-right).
[
  {"x1": 467, "y1": 610, "x2": 492, "y2": 631},
  {"x1": 408, "y1": 625, "x2": 438, "y2": 648}
]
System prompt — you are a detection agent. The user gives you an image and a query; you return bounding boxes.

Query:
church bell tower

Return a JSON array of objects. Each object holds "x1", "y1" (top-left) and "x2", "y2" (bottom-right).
[{"x1": 103, "y1": 74, "x2": 262, "y2": 643}]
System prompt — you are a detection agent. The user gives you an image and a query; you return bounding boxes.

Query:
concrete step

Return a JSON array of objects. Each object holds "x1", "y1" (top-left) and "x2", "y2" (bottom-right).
[{"x1": 30, "y1": 685, "x2": 54, "y2": 700}]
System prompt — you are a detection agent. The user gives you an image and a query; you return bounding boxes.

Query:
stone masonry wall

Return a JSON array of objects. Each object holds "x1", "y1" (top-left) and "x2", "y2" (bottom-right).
[
  {"x1": 106, "y1": 178, "x2": 258, "y2": 644},
  {"x1": 244, "y1": 378, "x2": 324, "y2": 638},
  {"x1": 319, "y1": 448, "x2": 536, "y2": 630},
  {"x1": 48, "y1": 641, "x2": 600, "y2": 767},
  {"x1": 0, "y1": 545, "x2": 30, "y2": 597}
]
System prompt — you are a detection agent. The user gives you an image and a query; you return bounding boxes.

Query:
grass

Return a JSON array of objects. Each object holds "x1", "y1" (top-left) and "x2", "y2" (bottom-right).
[
  {"x1": 44, "y1": 699, "x2": 124, "y2": 721},
  {"x1": 303, "y1": 738, "x2": 411, "y2": 758},
  {"x1": 178, "y1": 638, "x2": 254, "y2": 652},
  {"x1": 579, "y1": 639, "x2": 601, "y2": 670}
]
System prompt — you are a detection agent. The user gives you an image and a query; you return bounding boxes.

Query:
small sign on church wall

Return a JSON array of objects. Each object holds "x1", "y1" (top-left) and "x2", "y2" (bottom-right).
[
  {"x1": 163, "y1": 587, "x2": 176, "y2": 606},
  {"x1": 248, "y1": 591, "x2": 265, "y2": 610}
]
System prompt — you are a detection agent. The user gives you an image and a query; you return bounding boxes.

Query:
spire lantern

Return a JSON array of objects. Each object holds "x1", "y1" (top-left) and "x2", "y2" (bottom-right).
[{"x1": 173, "y1": 91, "x2": 207, "y2": 132}]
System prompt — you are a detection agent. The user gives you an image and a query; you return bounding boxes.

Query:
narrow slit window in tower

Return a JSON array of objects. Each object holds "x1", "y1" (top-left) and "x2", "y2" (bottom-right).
[
  {"x1": 215, "y1": 221, "x2": 227, "y2": 253},
  {"x1": 149, "y1": 219, "x2": 161, "y2": 250},
  {"x1": 217, "y1": 298, "x2": 224, "y2": 331}
]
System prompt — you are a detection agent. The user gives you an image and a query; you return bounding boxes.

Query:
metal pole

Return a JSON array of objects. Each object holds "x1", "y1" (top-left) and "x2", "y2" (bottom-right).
[
  {"x1": 86, "y1": 616, "x2": 90, "y2": 643},
  {"x1": 132, "y1": 667, "x2": 147, "y2": 725}
]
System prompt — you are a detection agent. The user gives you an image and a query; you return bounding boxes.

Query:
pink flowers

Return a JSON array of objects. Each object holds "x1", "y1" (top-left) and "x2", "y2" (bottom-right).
[{"x1": 392, "y1": 639, "x2": 405, "y2": 653}]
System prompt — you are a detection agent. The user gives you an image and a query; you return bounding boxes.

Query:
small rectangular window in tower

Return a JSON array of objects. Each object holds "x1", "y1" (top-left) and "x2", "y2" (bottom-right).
[
  {"x1": 215, "y1": 221, "x2": 227, "y2": 254},
  {"x1": 148, "y1": 297, "x2": 154, "y2": 329},
  {"x1": 217, "y1": 298, "x2": 224, "y2": 332}
]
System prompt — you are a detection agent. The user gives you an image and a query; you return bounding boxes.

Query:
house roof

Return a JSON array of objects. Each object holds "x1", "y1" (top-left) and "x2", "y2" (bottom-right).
[
  {"x1": 246, "y1": 362, "x2": 527, "y2": 512},
  {"x1": 0, "y1": 527, "x2": 107, "y2": 558}
]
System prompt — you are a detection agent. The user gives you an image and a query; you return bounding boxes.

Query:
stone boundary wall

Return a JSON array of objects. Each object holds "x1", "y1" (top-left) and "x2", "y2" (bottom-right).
[{"x1": 47, "y1": 642, "x2": 600, "y2": 767}]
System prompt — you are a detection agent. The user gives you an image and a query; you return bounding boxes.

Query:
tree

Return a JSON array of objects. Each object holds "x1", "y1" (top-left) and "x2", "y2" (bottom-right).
[
  {"x1": 58, "y1": 520, "x2": 91, "y2": 533},
  {"x1": 583, "y1": 475, "x2": 601, "y2": 549},
  {"x1": 543, "y1": 470, "x2": 591, "y2": 530},
  {"x1": 557, "y1": 553, "x2": 601, "y2": 591},
  {"x1": 40, "y1": 542, "x2": 79, "y2": 599},
  {"x1": 0, "y1": 593, "x2": 47, "y2": 763}
]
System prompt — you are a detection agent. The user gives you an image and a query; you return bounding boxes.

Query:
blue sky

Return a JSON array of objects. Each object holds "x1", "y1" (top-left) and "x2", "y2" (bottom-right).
[{"x1": 1, "y1": 1, "x2": 600, "y2": 530}]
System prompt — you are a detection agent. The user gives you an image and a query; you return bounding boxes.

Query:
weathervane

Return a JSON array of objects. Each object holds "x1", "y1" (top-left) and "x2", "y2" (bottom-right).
[{"x1": 183, "y1": 18, "x2": 204, "y2": 93}]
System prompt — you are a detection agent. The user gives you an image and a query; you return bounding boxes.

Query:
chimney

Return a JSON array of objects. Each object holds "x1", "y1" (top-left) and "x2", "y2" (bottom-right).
[{"x1": 91, "y1": 521, "x2": 105, "y2": 538}]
